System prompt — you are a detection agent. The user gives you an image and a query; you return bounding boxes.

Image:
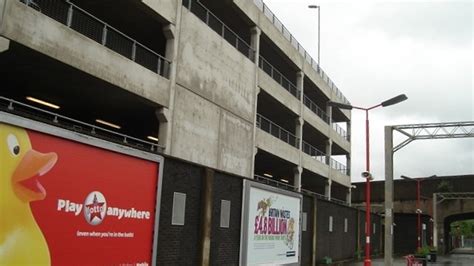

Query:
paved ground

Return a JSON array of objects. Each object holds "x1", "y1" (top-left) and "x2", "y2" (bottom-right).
[{"x1": 344, "y1": 248, "x2": 474, "y2": 265}]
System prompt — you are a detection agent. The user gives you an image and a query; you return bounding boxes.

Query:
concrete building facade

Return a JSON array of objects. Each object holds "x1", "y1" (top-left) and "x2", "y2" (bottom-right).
[
  {"x1": 1, "y1": 0, "x2": 355, "y2": 263},
  {"x1": 1, "y1": 0, "x2": 351, "y2": 200}
]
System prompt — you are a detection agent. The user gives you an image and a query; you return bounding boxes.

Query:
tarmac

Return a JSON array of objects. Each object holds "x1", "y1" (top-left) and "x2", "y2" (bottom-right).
[{"x1": 344, "y1": 248, "x2": 474, "y2": 265}]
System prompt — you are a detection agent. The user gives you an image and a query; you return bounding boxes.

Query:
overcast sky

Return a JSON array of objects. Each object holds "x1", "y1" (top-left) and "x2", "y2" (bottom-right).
[{"x1": 263, "y1": 0, "x2": 473, "y2": 182}]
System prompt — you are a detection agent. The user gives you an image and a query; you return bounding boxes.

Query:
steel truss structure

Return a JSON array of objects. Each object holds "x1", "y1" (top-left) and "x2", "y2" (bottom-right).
[
  {"x1": 435, "y1": 192, "x2": 474, "y2": 204},
  {"x1": 393, "y1": 121, "x2": 474, "y2": 152}
]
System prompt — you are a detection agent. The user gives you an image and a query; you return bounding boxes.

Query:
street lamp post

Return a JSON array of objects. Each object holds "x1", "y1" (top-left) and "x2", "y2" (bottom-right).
[
  {"x1": 328, "y1": 94, "x2": 408, "y2": 266},
  {"x1": 401, "y1": 175, "x2": 435, "y2": 250},
  {"x1": 308, "y1": 5, "x2": 320, "y2": 71}
]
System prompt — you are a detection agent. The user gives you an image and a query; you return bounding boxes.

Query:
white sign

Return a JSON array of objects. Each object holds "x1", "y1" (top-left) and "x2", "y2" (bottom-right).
[{"x1": 240, "y1": 181, "x2": 301, "y2": 266}]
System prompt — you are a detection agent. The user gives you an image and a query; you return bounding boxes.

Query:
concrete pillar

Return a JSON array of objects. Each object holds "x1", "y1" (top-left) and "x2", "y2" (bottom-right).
[
  {"x1": 295, "y1": 71, "x2": 305, "y2": 193},
  {"x1": 156, "y1": 107, "x2": 170, "y2": 151},
  {"x1": 327, "y1": 104, "x2": 333, "y2": 126},
  {"x1": 293, "y1": 166, "x2": 302, "y2": 192},
  {"x1": 251, "y1": 147, "x2": 258, "y2": 179},
  {"x1": 295, "y1": 117, "x2": 303, "y2": 150},
  {"x1": 250, "y1": 26, "x2": 261, "y2": 179},
  {"x1": 347, "y1": 121, "x2": 352, "y2": 142},
  {"x1": 159, "y1": 10, "x2": 181, "y2": 155},
  {"x1": 296, "y1": 71, "x2": 304, "y2": 103},
  {"x1": 346, "y1": 154, "x2": 351, "y2": 176},
  {"x1": 325, "y1": 139, "x2": 332, "y2": 166},
  {"x1": 163, "y1": 24, "x2": 176, "y2": 64},
  {"x1": 346, "y1": 187, "x2": 352, "y2": 205},
  {"x1": 325, "y1": 179, "x2": 332, "y2": 200},
  {"x1": 199, "y1": 168, "x2": 214, "y2": 265},
  {"x1": 384, "y1": 126, "x2": 394, "y2": 266},
  {"x1": 250, "y1": 26, "x2": 261, "y2": 64}
]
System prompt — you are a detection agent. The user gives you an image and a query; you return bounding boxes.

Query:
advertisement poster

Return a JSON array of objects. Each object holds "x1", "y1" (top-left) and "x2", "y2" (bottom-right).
[
  {"x1": 240, "y1": 181, "x2": 302, "y2": 265},
  {"x1": 0, "y1": 122, "x2": 161, "y2": 265}
]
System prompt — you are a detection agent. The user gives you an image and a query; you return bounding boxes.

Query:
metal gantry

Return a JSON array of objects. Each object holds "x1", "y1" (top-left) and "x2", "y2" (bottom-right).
[
  {"x1": 384, "y1": 121, "x2": 474, "y2": 266},
  {"x1": 393, "y1": 121, "x2": 474, "y2": 152},
  {"x1": 435, "y1": 192, "x2": 474, "y2": 204}
]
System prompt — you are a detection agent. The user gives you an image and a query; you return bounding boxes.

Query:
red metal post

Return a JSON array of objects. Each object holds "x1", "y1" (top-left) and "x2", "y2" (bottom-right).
[
  {"x1": 364, "y1": 110, "x2": 372, "y2": 266},
  {"x1": 417, "y1": 180, "x2": 421, "y2": 250}
]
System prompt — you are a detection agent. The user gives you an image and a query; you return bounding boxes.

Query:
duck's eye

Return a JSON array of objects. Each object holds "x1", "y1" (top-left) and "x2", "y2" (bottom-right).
[{"x1": 7, "y1": 134, "x2": 20, "y2": 156}]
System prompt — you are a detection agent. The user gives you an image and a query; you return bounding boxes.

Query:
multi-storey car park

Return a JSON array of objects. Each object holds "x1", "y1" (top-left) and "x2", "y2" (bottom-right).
[{"x1": 0, "y1": 0, "x2": 364, "y2": 264}]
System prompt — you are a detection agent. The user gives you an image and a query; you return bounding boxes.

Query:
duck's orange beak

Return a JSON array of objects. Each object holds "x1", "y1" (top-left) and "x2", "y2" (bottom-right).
[{"x1": 12, "y1": 149, "x2": 57, "y2": 202}]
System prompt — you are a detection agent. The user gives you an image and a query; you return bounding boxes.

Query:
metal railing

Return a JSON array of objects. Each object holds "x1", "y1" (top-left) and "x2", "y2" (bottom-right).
[
  {"x1": 254, "y1": 174, "x2": 295, "y2": 191},
  {"x1": 302, "y1": 141, "x2": 327, "y2": 164},
  {"x1": 303, "y1": 95, "x2": 329, "y2": 123},
  {"x1": 0, "y1": 97, "x2": 163, "y2": 153},
  {"x1": 182, "y1": 0, "x2": 255, "y2": 61},
  {"x1": 256, "y1": 114, "x2": 299, "y2": 148},
  {"x1": 330, "y1": 197, "x2": 349, "y2": 206},
  {"x1": 330, "y1": 158, "x2": 348, "y2": 175},
  {"x1": 301, "y1": 189, "x2": 328, "y2": 200},
  {"x1": 259, "y1": 56, "x2": 300, "y2": 99},
  {"x1": 332, "y1": 122, "x2": 348, "y2": 140},
  {"x1": 252, "y1": 0, "x2": 350, "y2": 105},
  {"x1": 21, "y1": 0, "x2": 171, "y2": 78},
  {"x1": 301, "y1": 189, "x2": 349, "y2": 206}
]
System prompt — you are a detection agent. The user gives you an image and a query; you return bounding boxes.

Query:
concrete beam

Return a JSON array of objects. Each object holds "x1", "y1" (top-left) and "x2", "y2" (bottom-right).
[
  {"x1": 258, "y1": 69, "x2": 301, "y2": 116},
  {"x1": 142, "y1": 0, "x2": 178, "y2": 25},
  {"x1": 255, "y1": 129, "x2": 299, "y2": 165},
  {"x1": 301, "y1": 153, "x2": 328, "y2": 177},
  {"x1": 0, "y1": 36, "x2": 9, "y2": 52},
  {"x1": 330, "y1": 169, "x2": 350, "y2": 187},
  {"x1": 302, "y1": 106, "x2": 330, "y2": 136},
  {"x1": 331, "y1": 130, "x2": 351, "y2": 153}
]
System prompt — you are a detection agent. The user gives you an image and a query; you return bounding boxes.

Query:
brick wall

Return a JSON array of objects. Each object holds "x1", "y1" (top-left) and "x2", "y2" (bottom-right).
[
  {"x1": 210, "y1": 172, "x2": 243, "y2": 266},
  {"x1": 316, "y1": 199, "x2": 358, "y2": 262},
  {"x1": 156, "y1": 158, "x2": 203, "y2": 265}
]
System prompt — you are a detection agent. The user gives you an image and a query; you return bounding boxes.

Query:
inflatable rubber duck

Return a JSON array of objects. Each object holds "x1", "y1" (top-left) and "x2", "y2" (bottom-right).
[{"x1": 0, "y1": 123, "x2": 57, "y2": 265}]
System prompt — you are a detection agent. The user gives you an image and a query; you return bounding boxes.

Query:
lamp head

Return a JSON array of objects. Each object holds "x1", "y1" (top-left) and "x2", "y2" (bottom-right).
[
  {"x1": 328, "y1": 101, "x2": 353, "y2": 110},
  {"x1": 381, "y1": 94, "x2": 408, "y2": 107}
]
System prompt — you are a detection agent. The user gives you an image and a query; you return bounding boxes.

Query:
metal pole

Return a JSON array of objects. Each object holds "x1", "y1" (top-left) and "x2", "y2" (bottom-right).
[
  {"x1": 317, "y1": 6, "x2": 320, "y2": 71},
  {"x1": 365, "y1": 110, "x2": 372, "y2": 266},
  {"x1": 417, "y1": 180, "x2": 421, "y2": 250},
  {"x1": 384, "y1": 126, "x2": 394, "y2": 266},
  {"x1": 433, "y1": 193, "x2": 438, "y2": 250}
]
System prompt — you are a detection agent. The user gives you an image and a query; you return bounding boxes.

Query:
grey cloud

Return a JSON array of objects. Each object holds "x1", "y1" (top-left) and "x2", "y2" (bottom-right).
[{"x1": 358, "y1": 1, "x2": 473, "y2": 46}]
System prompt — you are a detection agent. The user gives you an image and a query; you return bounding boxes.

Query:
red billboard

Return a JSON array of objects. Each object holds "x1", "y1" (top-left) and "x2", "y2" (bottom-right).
[{"x1": 0, "y1": 122, "x2": 161, "y2": 265}]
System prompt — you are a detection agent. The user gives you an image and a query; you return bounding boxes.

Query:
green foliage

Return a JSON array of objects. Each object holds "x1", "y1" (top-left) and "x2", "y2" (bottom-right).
[
  {"x1": 322, "y1": 256, "x2": 332, "y2": 264},
  {"x1": 415, "y1": 246, "x2": 430, "y2": 256},
  {"x1": 436, "y1": 180, "x2": 453, "y2": 192},
  {"x1": 450, "y1": 219, "x2": 474, "y2": 238},
  {"x1": 355, "y1": 249, "x2": 362, "y2": 259}
]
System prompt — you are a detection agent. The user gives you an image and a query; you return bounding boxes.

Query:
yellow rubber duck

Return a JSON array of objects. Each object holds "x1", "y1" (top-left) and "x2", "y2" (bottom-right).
[{"x1": 0, "y1": 123, "x2": 58, "y2": 265}]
